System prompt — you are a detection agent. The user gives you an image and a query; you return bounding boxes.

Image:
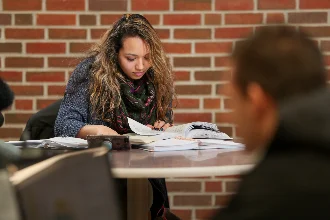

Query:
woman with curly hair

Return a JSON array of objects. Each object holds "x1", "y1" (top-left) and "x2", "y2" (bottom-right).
[{"x1": 54, "y1": 14, "x2": 178, "y2": 219}]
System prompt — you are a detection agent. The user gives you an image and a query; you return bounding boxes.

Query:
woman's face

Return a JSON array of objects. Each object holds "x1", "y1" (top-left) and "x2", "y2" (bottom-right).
[{"x1": 118, "y1": 36, "x2": 151, "y2": 80}]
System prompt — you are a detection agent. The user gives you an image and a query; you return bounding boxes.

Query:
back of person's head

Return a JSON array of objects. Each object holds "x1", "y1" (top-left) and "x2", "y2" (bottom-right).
[
  {"x1": 230, "y1": 25, "x2": 327, "y2": 151},
  {"x1": 232, "y1": 25, "x2": 327, "y2": 102}
]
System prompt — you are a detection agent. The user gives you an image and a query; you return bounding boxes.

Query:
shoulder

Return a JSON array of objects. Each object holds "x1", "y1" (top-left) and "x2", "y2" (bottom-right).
[{"x1": 70, "y1": 56, "x2": 95, "y2": 83}]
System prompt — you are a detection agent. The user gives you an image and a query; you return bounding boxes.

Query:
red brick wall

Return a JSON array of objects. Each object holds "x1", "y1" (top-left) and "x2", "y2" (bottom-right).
[{"x1": 1, "y1": 0, "x2": 330, "y2": 219}]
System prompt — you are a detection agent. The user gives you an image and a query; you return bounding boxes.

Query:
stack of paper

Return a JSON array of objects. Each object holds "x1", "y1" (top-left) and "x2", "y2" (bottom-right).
[
  {"x1": 141, "y1": 139, "x2": 199, "y2": 152},
  {"x1": 40, "y1": 137, "x2": 88, "y2": 149},
  {"x1": 140, "y1": 138, "x2": 244, "y2": 152},
  {"x1": 7, "y1": 137, "x2": 88, "y2": 149}
]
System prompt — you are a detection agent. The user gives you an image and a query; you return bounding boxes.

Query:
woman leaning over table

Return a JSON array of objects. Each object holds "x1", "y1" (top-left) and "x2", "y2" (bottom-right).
[{"x1": 54, "y1": 14, "x2": 179, "y2": 220}]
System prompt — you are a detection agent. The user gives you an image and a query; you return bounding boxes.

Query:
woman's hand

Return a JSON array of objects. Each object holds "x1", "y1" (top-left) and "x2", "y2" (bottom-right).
[
  {"x1": 147, "y1": 120, "x2": 172, "y2": 131},
  {"x1": 77, "y1": 125, "x2": 119, "y2": 139}
]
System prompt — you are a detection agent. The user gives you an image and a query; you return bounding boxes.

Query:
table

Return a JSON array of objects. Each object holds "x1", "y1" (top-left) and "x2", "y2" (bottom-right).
[{"x1": 109, "y1": 148, "x2": 256, "y2": 220}]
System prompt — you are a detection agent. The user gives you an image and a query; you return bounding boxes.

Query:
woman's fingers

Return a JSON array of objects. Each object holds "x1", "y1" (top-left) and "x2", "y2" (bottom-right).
[
  {"x1": 162, "y1": 123, "x2": 171, "y2": 131},
  {"x1": 154, "y1": 120, "x2": 165, "y2": 129}
]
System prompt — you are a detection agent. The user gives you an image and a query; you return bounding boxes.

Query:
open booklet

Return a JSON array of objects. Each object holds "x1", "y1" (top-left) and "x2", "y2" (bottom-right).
[{"x1": 127, "y1": 117, "x2": 231, "y2": 141}]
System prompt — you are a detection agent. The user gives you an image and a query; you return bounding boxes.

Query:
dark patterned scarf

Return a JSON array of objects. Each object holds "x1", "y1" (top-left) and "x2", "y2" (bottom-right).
[{"x1": 111, "y1": 74, "x2": 157, "y2": 134}]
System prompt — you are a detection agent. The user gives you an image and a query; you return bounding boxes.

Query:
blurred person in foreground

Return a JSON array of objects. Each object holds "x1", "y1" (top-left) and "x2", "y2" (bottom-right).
[{"x1": 212, "y1": 25, "x2": 330, "y2": 219}]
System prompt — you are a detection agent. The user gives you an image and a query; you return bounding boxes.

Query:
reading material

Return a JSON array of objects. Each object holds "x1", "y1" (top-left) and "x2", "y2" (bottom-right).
[{"x1": 127, "y1": 117, "x2": 231, "y2": 140}]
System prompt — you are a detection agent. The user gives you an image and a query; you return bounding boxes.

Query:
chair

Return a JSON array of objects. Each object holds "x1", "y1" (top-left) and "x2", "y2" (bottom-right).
[
  {"x1": 20, "y1": 99, "x2": 62, "y2": 141},
  {"x1": 0, "y1": 168, "x2": 21, "y2": 220},
  {"x1": 10, "y1": 147, "x2": 121, "y2": 220}
]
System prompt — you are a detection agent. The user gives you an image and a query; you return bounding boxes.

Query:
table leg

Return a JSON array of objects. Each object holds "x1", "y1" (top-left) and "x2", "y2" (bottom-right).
[{"x1": 127, "y1": 178, "x2": 152, "y2": 220}]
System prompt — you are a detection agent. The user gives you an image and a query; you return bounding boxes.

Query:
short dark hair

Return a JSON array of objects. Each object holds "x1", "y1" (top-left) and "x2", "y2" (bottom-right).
[{"x1": 232, "y1": 25, "x2": 327, "y2": 101}]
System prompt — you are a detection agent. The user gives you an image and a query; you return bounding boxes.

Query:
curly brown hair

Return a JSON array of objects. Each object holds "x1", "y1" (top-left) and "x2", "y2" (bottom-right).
[{"x1": 87, "y1": 14, "x2": 175, "y2": 123}]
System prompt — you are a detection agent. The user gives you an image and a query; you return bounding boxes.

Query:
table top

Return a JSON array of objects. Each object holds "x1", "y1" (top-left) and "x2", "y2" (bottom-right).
[{"x1": 110, "y1": 149, "x2": 256, "y2": 178}]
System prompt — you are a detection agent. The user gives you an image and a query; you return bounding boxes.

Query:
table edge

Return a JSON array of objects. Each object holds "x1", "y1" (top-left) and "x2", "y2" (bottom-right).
[{"x1": 112, "y1": 164, "x2": 255, "y2": 178}]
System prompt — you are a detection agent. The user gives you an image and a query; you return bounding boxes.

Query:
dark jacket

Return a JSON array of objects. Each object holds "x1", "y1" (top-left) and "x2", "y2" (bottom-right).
[
  {"x1": 20, "y1": 99, "x2": 62, "y2": 141},
  {"x1": 212, "y1": 88, "x2": 330, "y2": 220}
]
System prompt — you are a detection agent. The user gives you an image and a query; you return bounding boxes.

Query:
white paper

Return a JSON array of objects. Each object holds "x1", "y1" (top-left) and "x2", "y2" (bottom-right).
[{"x1": 127, "y1": 117, "x2": 162, "y2": 136}]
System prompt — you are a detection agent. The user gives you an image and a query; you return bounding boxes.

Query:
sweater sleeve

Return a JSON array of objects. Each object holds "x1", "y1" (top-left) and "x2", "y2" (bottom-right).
[{"x1": 54, "y1": 57, "x2": 94, "y2": 137}]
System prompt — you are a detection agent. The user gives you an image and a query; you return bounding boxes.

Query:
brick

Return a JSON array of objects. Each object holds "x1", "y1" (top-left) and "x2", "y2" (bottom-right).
[
  {"x1": 321, "y1": 41, "x2": 330, "y2": 51},
  {"x1": 175, "y1": 85, "x2": 211, "y2": 95},
  {"x1": 0, "y1": 71, "x2": 22, "y2": 82},
  {"x1": 37, "y1": 14, "x2": 76, "y2": 25},
  {"x1": 174, "y1": 98, "x2": 199, "y2": 109},
  {"x1": 224, "y1": 98, "x2": 234, "y2": 109},
  {"x1": 91, "y1": 29, "x2": 108, "y2": 39},
  {"x1": 196, "y1": 209, "x2": 218, "y2": 219},
  {"x1": 235, "y1": 126, "x2": 242, "y2": 138},
  {"x1": 205, "y1": 181, "x2": 223, "y2": 192},
  {"x1": 173, "y1": 195, "x2": 212, "y2": 206},
  {"x1": 164, "y1": 14, "x2": 201, "y2": 25},
  {"x1": 0, "y1": 43, "x2": 22, "y2": 53},
  {"x1": 142, "y1": 14, "x2": 160, "y2": 25},
  {"x1": 217, "y1": 175, "x2": 241, "y2": 179},
  {"x1": 0, "y1": 128, "x2": 23, "y2": 139},
  {"x1": 174, "y1": 29, "x2": 211, "y2": 39},
  {"x1": 174, "y1": 113, "x2": 212, "y2": 123},
  {"x1": 258, "y1": 0, "x2": 295, "y2": 9},
  {"x1": 324, "y1": 55, "x2": 330, "y2": 66},
  {"x1": 215, "y1": 27, "x2": 253, "y2": 39},
  {"x1": 204, "y1": 98, "x2": 221, "y2": 109},
  {"x1": 215, "y1": 112, "x2": 234, "y2": 123},
  {"x1": 26, "y1": 71, "x2": 65, "y2": 82},
  {"x1": 48, "y1": 57, "x2": 81, "y2": 68},
  {"x1": 48, "y1": 85, "x2": 66, "y2": 95},
  {"x1": 5, "y1": 113, "x2": 32, "y2": 124},
  {"x1": 174, "y1": 71, "x2": 190, "y2": 81},
  {"x1": 218, "y1": 126, "x2": 233, "y2": 137},
  {"x1": 11, "y1": 85, "x2": 43, "y2": 96},
  {"x1": 174, "y1": 57, "x2": 211, "y2": 67},
  {"x1": 215, "y1": 56, "x2": 231, "y2": 67},
  {"x1": 216, "y1": 83, "x2": 231, "y2": 96},
  {"x1": 167, "y1": 181, "x2": 201, "y2": 192},
  {"x1": 266, "y1": 13, "x2": 285, "y2": 24},
  {"x1": 215, "y1": 195, "x2": 233, "y2": 206},
  {"x1": 46, "y1": 0, "x2": 85, "y2": 10},
  {"x1": 163, "y1": 43, "x2": 191, "y2": 54},
  {"x1": 15, "y1": 100, "x2": 33, "y2": 110},
  {"x1": 5, "y1": 57, "x2": 44, "y2": 68},
  {"x1": 288, "y1": 12, "x2": 327, "y2": 24},
  {"x1": 3, "y1": 0, "x2": 42, "y2": 10},
  {"x1": 79, "y1": 15, "x2": 96, "y2": 26},
  {"x1": 132, "y1": 0, "x2": 169, "y2": 10},
  {"x1": 225, "y1": 13, "x2": 263, "y2": 25},
  {"x1": 195, "y1": 70, "x2": 231, "y2": 81},
  {"x1": 155, "y1": 29, "x2": 170, "y2": 39},
  {"x1": 26, "y1": 43, "x2": 66, "y2": 54},
  {"x1": 205, "y1": 14, "x2": 222, "y2": 25},
  {"x1": 300, "y1": 0, "x2": 330, "y2": 9},
  {"x1": 37, "y1": 99, "x2": 59, "y2": 110},
  {"x1": 5, "y1": 28, "x2": 44, "y2": 39},
  {"x1": 170, "y1": 210, "x2": 192, "y2": 220},
  {"x1": 215, "y1": 0, "x2": 254, "y2": 10},
  {"x1": 15, "y1": 14, "x2": 33, "y2": 25},
  {"x1": 89, "y1": 0, "x2": 127, "y2": 11},
  {"x1": 0, "y1": 14, "x2": 11, "y2": 25},
  {"x1": 49, "y1": 29, "x2": 87, "y2": 39},
  {"x1": 225, "y1": 180, "x2": 240, "y2": 193},
  {"x1": 195, "y1": 42, "x2": 232, "y2": 53},
  {"x1": 100, "y1": 14, "x2": 122, "y2": 25},
  {"x1": 300, "y1": 26, "x2": 330, "y2": 38},
  {"x1": 174, "y1": 0, "x2": 212, "y2": 10},
  {"x1": 70, "y1": 42, "x2": 93, "y2": 53}
]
